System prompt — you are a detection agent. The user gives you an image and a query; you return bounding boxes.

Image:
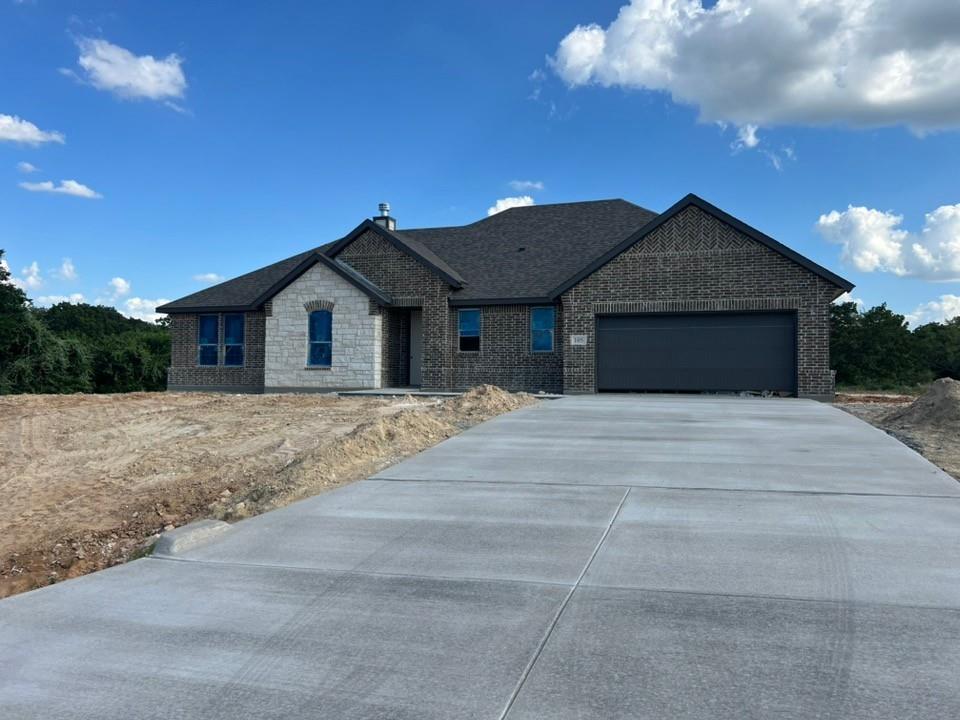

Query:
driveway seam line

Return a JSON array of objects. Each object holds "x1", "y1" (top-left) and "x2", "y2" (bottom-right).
[
  {"x1": 497, "y1": 486, "x2": 632, "y2": 720},
  {"x1": 373, "y1": 476, "x2": 960, "y2": 499},
  {"x1": 147, "y1": 554, "x2": 576, "y2": 590}
]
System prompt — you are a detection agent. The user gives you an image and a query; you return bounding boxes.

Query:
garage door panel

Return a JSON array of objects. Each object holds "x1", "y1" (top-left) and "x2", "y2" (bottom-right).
[{"x1": 596, "y1": 313, "x2": 796, "y2": 393}]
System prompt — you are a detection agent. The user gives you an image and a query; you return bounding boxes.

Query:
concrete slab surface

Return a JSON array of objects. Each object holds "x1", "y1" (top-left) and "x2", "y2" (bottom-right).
[
  {"x1": 2, "y1": 394, "x2": 959, "y2": 718},
  {"x1": 178, "y1": 480, "x2": 626, "y2": 585},
  {"x1": 506, "y1": 587, "x2": 960, "y2": 720},
  {"x1": 374, "y1": 395, "x2": 960, "y2": 496},
  {"x1": 0, "y1": 558, "x2": 568, "y2": 720},
  {"x1": 583, "y1": 487, "x2": 960, "y2": 607}
]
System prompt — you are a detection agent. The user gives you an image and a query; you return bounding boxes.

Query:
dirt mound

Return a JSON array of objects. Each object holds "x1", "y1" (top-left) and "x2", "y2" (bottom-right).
[
  {"x1": 441, "y1": 384, "x2": 537, "y2": 421},
  {"x1": 884, "y1": 378, "x2": 960, "y2": 429}
]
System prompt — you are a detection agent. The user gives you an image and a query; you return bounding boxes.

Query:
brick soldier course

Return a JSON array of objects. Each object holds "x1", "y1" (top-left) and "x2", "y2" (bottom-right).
[{"x1": 158, "y1": 194, "x2": 853, "y2": 398}]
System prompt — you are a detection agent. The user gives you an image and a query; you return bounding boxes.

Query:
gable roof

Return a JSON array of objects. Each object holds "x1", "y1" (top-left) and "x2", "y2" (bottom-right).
[
  {"x1": 156, "y1": 249, "x2": 390, "y2": 313},
  {"x1": 547, "y1": 193, "x2": 854, "y2": 297},
  {"x1": 158, "y1": 194, "x2": 852, "y2": 313},
  {"x1": 325, "y1": 219, "x2": 466, "y2": 288},
  {"x1": 399, "y1": 199, "x2": 657, "y2": 303}
]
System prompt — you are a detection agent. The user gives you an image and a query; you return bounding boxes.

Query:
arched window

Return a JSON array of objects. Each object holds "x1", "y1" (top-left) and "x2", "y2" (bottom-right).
[{"x1": 308, "y1": 310, "x2": 332, "y2": 366}]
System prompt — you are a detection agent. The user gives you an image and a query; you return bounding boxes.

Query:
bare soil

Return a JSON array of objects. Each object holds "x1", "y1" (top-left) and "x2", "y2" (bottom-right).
[
  {"x1": 0, "y1": 385, "x2": 536, "y2": 598},
  {"x1": 836, "y1": 379, "x2": 960, "y2": 484}
]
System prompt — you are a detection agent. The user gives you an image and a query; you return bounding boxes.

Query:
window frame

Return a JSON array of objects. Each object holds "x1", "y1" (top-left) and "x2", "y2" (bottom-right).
[
  {"x1": 197, "y1": 314, "x2": 220, "y2": 366},
  {"x1": 458, "y1": 308, "x2": 481, "y2": 353},
  {"x1": 223, "y1": 313, "x2": 245, "y2": 367},
  {"x1": 307, "y1": 309, "x2": 333, "y2": 367},
  {"x1": 530, "y1": 306, "x2": 556, "y2": 353}
]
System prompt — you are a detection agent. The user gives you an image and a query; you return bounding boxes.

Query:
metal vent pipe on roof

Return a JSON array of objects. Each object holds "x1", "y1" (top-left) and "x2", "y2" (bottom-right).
[{"x1": 373, "y1": 202, "x2": 396, "y2": 231}]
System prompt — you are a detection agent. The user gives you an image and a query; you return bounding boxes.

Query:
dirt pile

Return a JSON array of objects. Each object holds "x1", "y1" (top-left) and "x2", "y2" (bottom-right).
[{"x1": 884, "y1": 378, "x2": 960, "y2": 429}]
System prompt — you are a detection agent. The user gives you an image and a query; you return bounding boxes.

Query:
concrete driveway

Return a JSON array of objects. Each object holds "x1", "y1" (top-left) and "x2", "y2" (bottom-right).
[{"x1": 2, "y1": 396, "x2": 959, "y2": 719}]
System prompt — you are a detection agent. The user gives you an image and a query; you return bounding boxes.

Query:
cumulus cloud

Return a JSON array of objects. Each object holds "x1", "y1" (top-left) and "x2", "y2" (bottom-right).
[
  {"x1": 550, "y1": 0, "x2": 960, "y2": 135},
  {"x1": 19, "y1": 179, "x2": 102, "y2": 199},
  {"x1": 192, "y1": 272, "x2": 224, "y2": 284},
  {"x1": 9, "y1": 260, "x2": 43, "y2": 291},
  {"x1": 55, "y1": 258, "x2": 78, "y2": 281},
  {"x1": 65, "y1": 37, "x2": 187, "y2": 103},
  {"x1": 0, "y1": 114, "x2": 64, "y2": 145},
  {"x1": 109, "y1": 276, "x2": 131, "y2": 299},
  {"x1": 508, "y1": 180, "x2": 545, "y2": 192},
  {"x1": 36, "y1": 293, "x2": 86, "y2": 306},
  {"x1": 122, "y1": 297, "x2": 170, "y2": 323},
  {"x1": 17, "y1": 161, "x2": 38, "y2": 173},
  {"x1": 816, "y1": 203, "x2": 960, "y2": 280},
  {"x1": 487, "y1": 195, "x2": 535, "y2": 216},
  {"x1": 906, "y1": 294, "x2": 960, "y2": 327}
]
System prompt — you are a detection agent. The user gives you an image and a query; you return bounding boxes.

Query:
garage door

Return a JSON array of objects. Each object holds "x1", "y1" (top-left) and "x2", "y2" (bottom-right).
[{"x1": 596, "y1": 312, "x2": 796, "y2": 393}]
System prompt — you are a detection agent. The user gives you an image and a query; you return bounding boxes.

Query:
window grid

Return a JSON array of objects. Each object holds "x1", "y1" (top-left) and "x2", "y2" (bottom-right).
[
  {"x1": 308, "y1": 309, "x2": 333, "y2": 367},
  {"x1": 531, "y1": 306, "x2": 555, "y2": 353},
  {"x1": 458, "y1": 309, "x2": 480, "y2": 352},
  {"x1": 198, "y1": 314, "x2": 219, "y2": 366}
]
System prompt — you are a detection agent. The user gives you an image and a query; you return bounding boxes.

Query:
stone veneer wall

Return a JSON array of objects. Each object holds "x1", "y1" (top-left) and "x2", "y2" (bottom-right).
[
  {"x1": 263, "y1": 262, "x2": 382, "y2": 390},
  {"x1": 167, "y1": 311, "x2": 266, "y2": 391},
  {"x1": 561, "y1": 205, "x2": 840, "y2": 398},
  {"x1": 448, "y1": 304, "x2": 563, "y2": 393}
]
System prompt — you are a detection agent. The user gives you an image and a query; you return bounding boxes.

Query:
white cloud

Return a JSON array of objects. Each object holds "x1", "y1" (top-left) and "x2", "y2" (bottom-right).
[
  {"x1": 17, "y1": 161, "x2": 39, "y2": 173},
  {"x1": 192, "y1": 272, "x2": 224, "y2": 284},
  {"x1": 9, "y1": 261, "x2": 43, "y2": 291},
  {"x1": 487, "y1": 195, "x2": 535, "y2": 216},
  {"x1": 35, "y1": 293, "x2": 86, "y2": 306},
  {"x1": 906, "y1": 294, "x2": 960, "y2": 326},
  {"x1": 0, "y1": 114, "x2": 64, "y2": 145},
  {"x1": 508, "y1": 180, "x2": 545, "y2": 192},
  {"x1": 732, "y1": 124, "x2": 760, "y2": 151},
  {"x1": 833, "y1": 292, "x2": 865, "y2": 308},
  {"x1": 55, "y1": 258, "x2": 78, "y2": 281},
  {"x1": 19, "y1": 179, "x2": 103, "y2": 199},
  {"x1": 816, "y1": 203, "x2": 960, "y2": 280},
  {"x1": 122, "y1": 297, "x2": 170, "y2": 323},
  {"x1": 109, "y1": 276, "x2": 131, "y2": 299},
  {"x1": 549, "y1": 0, "x2": 960, "y2": 134},
  {"x1": 67, "y1": 37, "x2": 187, "y2": 102}
]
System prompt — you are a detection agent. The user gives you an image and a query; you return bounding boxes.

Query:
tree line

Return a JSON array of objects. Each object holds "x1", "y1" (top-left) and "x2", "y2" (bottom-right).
[
  {"x1": 831, "y1": 301, "x2": 960, "y2": 390},
  {"x1": 1, "y1": 249, "x2": 169, "y2": 394}
]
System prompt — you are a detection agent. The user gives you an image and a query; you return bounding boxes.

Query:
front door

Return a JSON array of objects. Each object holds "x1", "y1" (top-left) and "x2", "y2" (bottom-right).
[{"x1": 409, "y1": 310, "x2": 423, "y2": 387}]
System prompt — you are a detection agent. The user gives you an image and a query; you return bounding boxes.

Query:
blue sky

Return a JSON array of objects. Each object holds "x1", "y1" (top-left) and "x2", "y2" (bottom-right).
[{"x1": 2, "y1": 0, "x2": 959, "y2": 324}]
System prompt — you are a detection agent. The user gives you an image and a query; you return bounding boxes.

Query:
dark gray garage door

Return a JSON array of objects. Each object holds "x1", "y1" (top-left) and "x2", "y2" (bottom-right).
[{"x1": 596, "y1": 312, "x2": 796, "y2": 393}]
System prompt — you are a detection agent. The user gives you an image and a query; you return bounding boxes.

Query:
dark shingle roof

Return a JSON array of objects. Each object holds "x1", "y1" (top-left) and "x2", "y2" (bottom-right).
[
  {"x1": 397, "y1": 199, "x2": 656, "y2": 301},
  {"x1": 158, "y1": 199, "x2": 655, "y2": 312},
  {"x1": 159, "y1": 195, "x2": 850, "y2": 313}
]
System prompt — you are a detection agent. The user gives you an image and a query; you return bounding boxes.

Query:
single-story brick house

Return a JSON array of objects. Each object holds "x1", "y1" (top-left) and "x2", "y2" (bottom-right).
[{"x1": 157, "y1": 193, "x2": 853, "y2": 399}]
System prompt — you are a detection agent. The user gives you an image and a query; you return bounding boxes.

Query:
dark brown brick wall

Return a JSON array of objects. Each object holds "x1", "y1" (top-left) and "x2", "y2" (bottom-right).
[
  {"x1": 449, "y1": 305, "x2": 563, "y2": 393},
  {"x1": 561, "y1": 206, "x2": 839, "y2": 397},
  {"x1": 167, "y1": 311, "x2": 266, "y2": 390},
  {"x1": 337, "y1": 230, "x2": 451, "y2": 389}
]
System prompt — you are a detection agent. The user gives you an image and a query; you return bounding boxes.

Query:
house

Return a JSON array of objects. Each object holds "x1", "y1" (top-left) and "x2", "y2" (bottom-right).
[{"x1": 157, "y1": 193, "x2": 853, "y2": 399}]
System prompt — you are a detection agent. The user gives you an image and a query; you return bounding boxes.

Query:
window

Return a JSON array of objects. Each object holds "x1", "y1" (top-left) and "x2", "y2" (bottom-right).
[
  {"x1": 308, "y1": 310, "x2": 332, "y2": 366},
  {"x1": 531, "y1": 307, "x2": 555, "y2": 352},
  {"x1": 458, "y1": 309, "x2": 480, "y2": 352},
  {"x1": 198, "y1": 314, "x2": 219, "y2": 366},
  {"x1": 223, "y1": 313, "x2": 245, "y2": 366}
]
